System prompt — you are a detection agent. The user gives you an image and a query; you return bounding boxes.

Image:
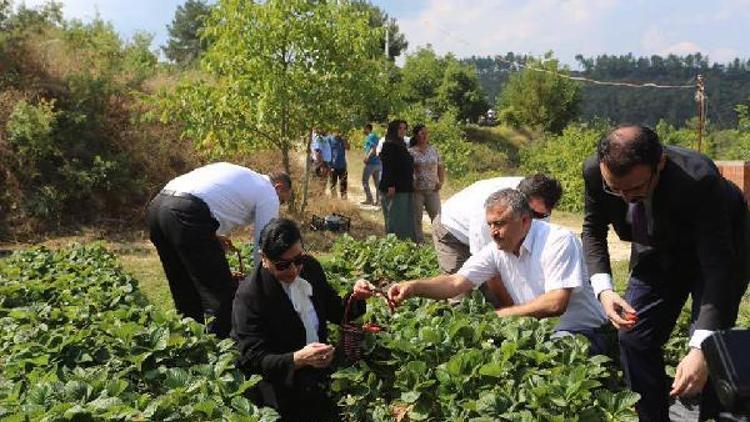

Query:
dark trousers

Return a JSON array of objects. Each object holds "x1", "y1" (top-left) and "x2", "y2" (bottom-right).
[
  {"x1": 329, "y1": 167, "x2": 347, "y2": 198},
  {"x1": 146, "y1": 193, "x2": 236, "y2": 338},
  {"x1": 619, "y1": 274, "x2": 727, "y2": 421}
]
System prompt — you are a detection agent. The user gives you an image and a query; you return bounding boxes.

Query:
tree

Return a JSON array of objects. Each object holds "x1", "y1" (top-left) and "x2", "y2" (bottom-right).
[
  {"x1": 399, "y1": 46, "x2": 444, "y2": 107},
  {"x1": 498, "y1": 53, "x2": 581, "y2": 133},
  {"x1": 161, "y1": 0, "x2": 383, "y2": 208},
  {"x1": 437, "y1": 59, "x2": 488, "y2": 122},
  {"x1": 351, "y1": 0, "x2": 407, "y2": 60},
  {"x1": 162, "y1": 0, "x2": 212, "y2": 66}
]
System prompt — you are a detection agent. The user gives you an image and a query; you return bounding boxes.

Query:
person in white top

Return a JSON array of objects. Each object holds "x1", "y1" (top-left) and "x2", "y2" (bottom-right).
[
  {"x1": 388, "y1": 188, "x2": 609, "y2": 354},
  {"x1": 146, "y1": 162, "x2": 292, "y2": 338},
  {"x1": 433, "y1": 174, "x2": 563, "y2": 307}
]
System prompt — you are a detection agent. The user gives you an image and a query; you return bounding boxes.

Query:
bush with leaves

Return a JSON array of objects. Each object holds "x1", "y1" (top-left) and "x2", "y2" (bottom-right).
[
  {"x1": 520, "y1": 121, "x2": 608, "y2": 213},
  {"x1": 0, "y1": 245, "x2": 276, "y2": 421}
]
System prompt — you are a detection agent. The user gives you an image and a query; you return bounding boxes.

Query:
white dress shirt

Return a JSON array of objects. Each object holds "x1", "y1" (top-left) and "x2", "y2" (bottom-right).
[
  {"x1": 281, "y1": 276, "x2": 320, "y2": 345},
  {"x1": 458, "y1": 220, "x2": 607, "y2": 332},
  {"x1": 164, "y1": 162, "x2": 280, "y2": 266},
  {"x1": 441, "y1": 177, "x2": 524, "y2": 253}
]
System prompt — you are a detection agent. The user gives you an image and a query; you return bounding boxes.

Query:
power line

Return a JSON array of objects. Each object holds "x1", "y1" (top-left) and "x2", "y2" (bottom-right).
[{"x1": 423, "y1": 18, "x2": 695, "y2": 89}]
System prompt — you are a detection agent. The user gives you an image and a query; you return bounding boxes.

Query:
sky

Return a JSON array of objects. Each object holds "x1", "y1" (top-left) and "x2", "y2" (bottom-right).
[{"x1": 15, "y1": 0, "x2": 750, "y2": 68}]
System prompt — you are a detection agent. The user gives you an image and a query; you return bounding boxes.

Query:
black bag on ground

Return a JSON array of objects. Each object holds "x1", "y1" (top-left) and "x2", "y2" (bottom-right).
[{"x1": 703, "y1": 329, "x2": 750, "y2": 415}]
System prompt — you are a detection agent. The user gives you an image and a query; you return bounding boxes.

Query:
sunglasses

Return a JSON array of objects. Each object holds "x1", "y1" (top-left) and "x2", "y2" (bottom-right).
[{"x1": 271, "y1": 253, "x2": 307, "y2": 271}]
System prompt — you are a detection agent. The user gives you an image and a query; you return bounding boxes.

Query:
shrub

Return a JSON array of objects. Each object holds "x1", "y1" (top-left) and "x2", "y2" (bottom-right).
[{"x1": 520, "y1": 121, "x2": 607, "y2": 213}]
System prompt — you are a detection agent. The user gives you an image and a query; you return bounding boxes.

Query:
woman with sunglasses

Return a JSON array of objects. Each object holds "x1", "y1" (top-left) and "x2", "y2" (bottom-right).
[{"x1": 231, "y1": 218, "x2": 374, "y2": 421}]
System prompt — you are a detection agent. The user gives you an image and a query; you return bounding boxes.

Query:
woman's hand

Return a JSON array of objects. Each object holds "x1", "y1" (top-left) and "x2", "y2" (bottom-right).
[
  {"x1": 352, "y1": 279, "x2": 376, "y2": 300},
  {"x1": 386, "y1": 187, "x2": 396, "y2": 198},
  {"x1": 434, "y1": 182, "x2": 442, "y2": 192},
  {"x1": 293, "y1": 342, "x2": 334, "y2": 369}
]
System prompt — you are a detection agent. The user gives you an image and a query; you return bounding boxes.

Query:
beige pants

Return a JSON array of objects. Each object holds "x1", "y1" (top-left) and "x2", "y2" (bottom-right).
[{"x1": 414, "y1": 190, "x2": 441, "y2": 243}]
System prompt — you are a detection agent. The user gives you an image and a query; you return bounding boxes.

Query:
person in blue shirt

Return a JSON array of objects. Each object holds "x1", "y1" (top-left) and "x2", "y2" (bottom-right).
[
  {"x1": 361, "y1": 123, "x2": 382, "y2": 205},
  {"x1": 328, "y1": 130, "x2": 349, "y2": 199}
]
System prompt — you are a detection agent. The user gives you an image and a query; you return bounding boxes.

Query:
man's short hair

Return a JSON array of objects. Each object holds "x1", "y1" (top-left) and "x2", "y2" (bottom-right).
[
  {"x1": 364, "y1": 123, "x2": 373, "y2": 131},
  {"x1": 260, "y1": 218, "x2": 301, "y2": 261},
  {"x1": 517, "y1": 174, "x2": 563, "y2": 210},
  {"x1": 484, "y1": 188, "x2": 532, "y2": 218},
  {"x1": 597, "y1": 124, "x2": 663, "y2": 177},
  {"x1": 269, "y1": 171, "x2": 292, "y2": 190}
]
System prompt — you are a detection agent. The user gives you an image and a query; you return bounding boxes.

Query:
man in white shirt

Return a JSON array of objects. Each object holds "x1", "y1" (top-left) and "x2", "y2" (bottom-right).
[
  {"x1": 311, "y1": 130, "x2": 332, "y2": 177},
  {"x1": 433, "y1": 174, "x2": 563, "y2": 307},
  {"x1": 147, "y1": 162, "x2": 292, "y2": 338},
  {"x1": 389, "y1": 188, "x2": 609, "y2": 354}
]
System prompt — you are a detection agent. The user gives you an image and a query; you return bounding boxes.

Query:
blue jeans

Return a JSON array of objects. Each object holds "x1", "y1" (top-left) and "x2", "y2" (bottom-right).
[{"x1": 361, "y1": 163, "x2": 381, "y2": 203}]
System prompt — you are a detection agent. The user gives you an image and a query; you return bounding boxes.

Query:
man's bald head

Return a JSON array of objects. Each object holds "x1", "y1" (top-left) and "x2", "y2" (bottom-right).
[{"x1": 597, "y1": 124, "x2": 663, "y2": 177}]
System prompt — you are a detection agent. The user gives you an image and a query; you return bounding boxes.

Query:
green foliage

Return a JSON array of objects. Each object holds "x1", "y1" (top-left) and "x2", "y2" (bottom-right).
[
  {"x1": 399, "y1": 46, "x2": 488, "y2": 122},
  {"x1": 324, "y1": 236, "x2": 638, "y2": 421},
  {"x1": 350, "y1": 0, "x2": 407, "y2": 60},
  {"x1": 498, "y1": 54, "x2": 582, "y2": 134},
  {"x1": 715, "y1": 104, "x2": 750, "y2": 160},
  {"x1": 6, "y1": 98, "x2": 59, "y2": 161},
  {"x1": 0, "y1": 3, "x2": 193, "y2": 234},
  {"x1": 0, "y1": 245, "x2": 277, "y2": 421},
  {"x1": 437, "y1": 60, "x2": 489, "y2": 122},
  {"x1": 468, "y1": 52, "x2": 750, "y2": 129},
  {"x1": 326, "y1": 234, "x2": 439, "y2": 290},
  {"x1": 162, "y1": 0, "x2": 384, "y2": 174},
  {"x1": 400, "y1": 104, "x2": 472, "y2": 177},
  {"x1": 520, "y1": 121, "x2": 607, "y2": 212},
  {"x1": 163, "y1": 0, "x2": 213, "y2": 66}
]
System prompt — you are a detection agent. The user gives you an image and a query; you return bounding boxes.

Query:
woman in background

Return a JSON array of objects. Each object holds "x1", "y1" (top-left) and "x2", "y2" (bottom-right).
[
  {"x1": 409, "y1": 124, "x2": 444, "y2": 243},
  {"x1": 378, "y1": 119, "x2": 417, "y2": 241}
]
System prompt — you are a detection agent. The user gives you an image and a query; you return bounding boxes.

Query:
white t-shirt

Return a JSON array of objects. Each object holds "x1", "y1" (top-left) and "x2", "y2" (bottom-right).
[
  {"x1": 441, "y1": 176, "x2": 524, "y2": 253},
  {"x1": 457, "y1": 220, "x2": 607, "y2": 332},
  {"x1": 164, "y1": 162, "x2": 280, "y2": 265}
]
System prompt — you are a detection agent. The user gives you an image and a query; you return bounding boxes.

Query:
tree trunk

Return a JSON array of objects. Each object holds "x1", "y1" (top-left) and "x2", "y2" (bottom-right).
[{"x1": 300, "y1": 131, "x2": 313, "y2": 214}]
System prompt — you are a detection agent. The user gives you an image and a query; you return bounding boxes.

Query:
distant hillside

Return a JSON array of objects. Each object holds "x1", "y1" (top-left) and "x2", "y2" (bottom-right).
[{"x1": 463, "y1": 53, "x2": 750, "y2": 128}]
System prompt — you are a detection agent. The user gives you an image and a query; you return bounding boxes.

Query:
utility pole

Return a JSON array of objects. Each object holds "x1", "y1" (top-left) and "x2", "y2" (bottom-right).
[
  {"x1": 695, "y1": 74, "x2": 706, "y2": 152},
  {"x1": 385, "y1": 26, "x2": 389, "y2": 59}
]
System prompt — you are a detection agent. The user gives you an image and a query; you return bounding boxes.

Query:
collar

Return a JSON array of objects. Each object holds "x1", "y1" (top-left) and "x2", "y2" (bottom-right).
[{"x1": 518, "y1": 220, "x2": 540, "y2": 257}]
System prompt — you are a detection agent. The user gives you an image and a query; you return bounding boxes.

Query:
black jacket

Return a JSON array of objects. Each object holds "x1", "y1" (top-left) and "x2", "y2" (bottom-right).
[
  {"x1": 231, "y1": 255, "x2": 364, "y2": 417},
  {"x1": 582, "y1": 145, "x2": 749, "y2": 331},
  {"x1": 379, "y1": 139, "x2": 414, "y2": 193}
]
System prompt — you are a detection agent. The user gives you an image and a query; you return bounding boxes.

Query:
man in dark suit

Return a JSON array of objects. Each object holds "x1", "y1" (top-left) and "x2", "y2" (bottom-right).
[{"x1": 581, "y1": 124, "x2": 749, "y2": 421}]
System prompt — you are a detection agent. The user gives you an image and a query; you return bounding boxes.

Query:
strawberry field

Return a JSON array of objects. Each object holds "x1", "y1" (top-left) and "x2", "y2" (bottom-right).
[{"x1": 1, "y1": 238, "x2": 649, "y2": 421}]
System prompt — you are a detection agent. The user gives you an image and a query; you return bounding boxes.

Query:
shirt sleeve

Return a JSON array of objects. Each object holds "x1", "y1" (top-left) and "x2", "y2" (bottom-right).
[
  {"x1": 590, "y1": 273, "x2": 614, "y2": 298},
  {"x1": 541, "y1": 234, "x2": 585, "y2": 292},
  {"x1": 457, "y1": 243, "x2": 500, "y2": 287}
]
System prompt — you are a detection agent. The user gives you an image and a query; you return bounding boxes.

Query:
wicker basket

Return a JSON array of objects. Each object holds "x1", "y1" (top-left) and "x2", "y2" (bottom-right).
[{"x1": 340, "y1": 294, "x2": 365, "y2": 364}]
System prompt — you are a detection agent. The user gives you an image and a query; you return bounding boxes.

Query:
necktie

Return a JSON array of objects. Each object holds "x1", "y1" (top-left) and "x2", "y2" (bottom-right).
[{"x1": 630, "y1": 201, "x2": 649, "y2": 245}]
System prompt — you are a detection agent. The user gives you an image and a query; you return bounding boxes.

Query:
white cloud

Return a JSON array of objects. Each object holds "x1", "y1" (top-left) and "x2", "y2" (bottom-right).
[
  {"x1": 660, "y1": 41, "x2": 702, "y2": 56},
  {"x1": 399, "y1": 0, "x2": 620, "y2": 59}
]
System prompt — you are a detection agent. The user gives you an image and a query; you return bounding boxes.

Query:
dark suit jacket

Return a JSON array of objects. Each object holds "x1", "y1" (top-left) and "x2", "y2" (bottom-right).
[
  {"x1": 582, "y1": 145, "x2": 749, "y2": 331},
  {"x1": 230, "y1": 255, "x2": 364, "y2": 412}
]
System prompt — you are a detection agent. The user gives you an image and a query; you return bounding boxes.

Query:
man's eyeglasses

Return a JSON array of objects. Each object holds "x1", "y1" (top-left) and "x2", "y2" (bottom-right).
[
  {"x1": 272, "y1": 253, "x2": 306, "y2": 271},
  {"x1": 602, "y1": 168, "x2": 656, "y2": 198}
]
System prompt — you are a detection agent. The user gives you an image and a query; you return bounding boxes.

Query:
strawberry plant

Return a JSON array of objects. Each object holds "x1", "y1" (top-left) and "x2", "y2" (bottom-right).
[
  {"x1": 323, "y1": 236, "x2": 639, "y2": 421},
  {"x1": 0, "y1": 245, "x2": 277, "y2": 421}
]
